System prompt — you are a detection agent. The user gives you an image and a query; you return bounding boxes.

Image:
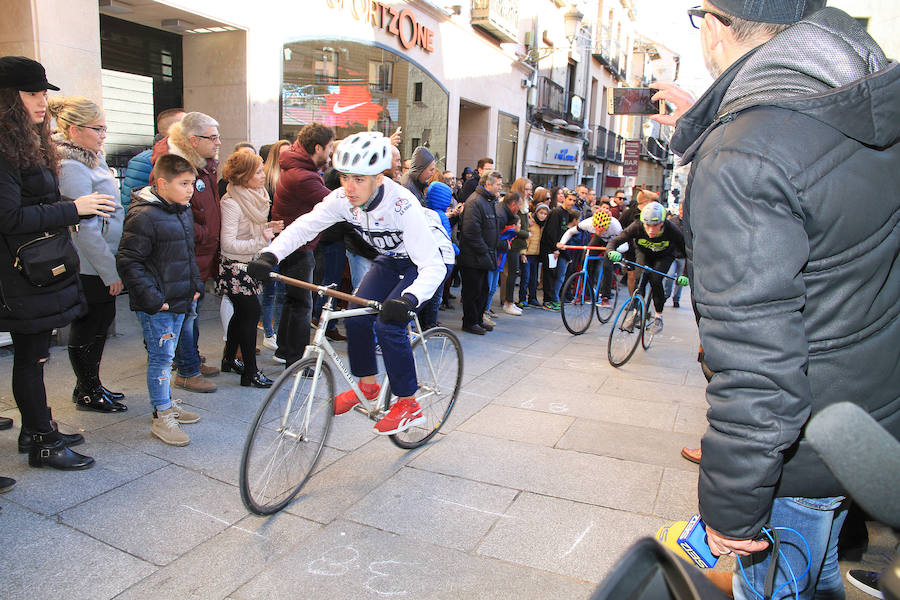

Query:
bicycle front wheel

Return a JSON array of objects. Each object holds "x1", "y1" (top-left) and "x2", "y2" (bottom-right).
[
  {"x1": 385, "y1": 327, "x2": 462, "y2": 449},
  {"x1": 642, "y1": 298, "x2": 658, "y2": 350},
  {"x1": 239, "y1": 357, "x2": 334, "y2": 515},
  {"x1": 607, "y1": 295, "x2": 645, "y2": 367},
  {"x1": 561, "y1": 271, "x2": 596, "y2": 335},
  {"x1": 595, "y1": 274, "x2": 620, "y2": 324}
]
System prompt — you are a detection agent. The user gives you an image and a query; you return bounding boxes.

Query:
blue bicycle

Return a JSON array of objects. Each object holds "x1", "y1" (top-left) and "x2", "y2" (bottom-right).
[
  {"x1": 607, "y1": 259, "x2": 685, "y2": 367},
  {"x1": 558, "y1": 244, "x2": 620, "y2": 335}
]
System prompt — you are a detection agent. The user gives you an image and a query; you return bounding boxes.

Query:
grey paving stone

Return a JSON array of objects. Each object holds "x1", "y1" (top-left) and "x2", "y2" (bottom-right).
[
  {"x1": 0, "y1": 501, "x2": 156, "y2": 600},
  {"x1": 60, "y1": 464, "x2": 247, "y2": 566},
  {"x1": 232, "y1": 519, "x2": 593, "y2": 599},
  {"x1": 496, "y1": 390, "x2": 679, "y2": 432},
  {"x1": 344, "y1": 466, "x2": 519, "y2": 552},
  {"x1": 0, "y1": 436, "x2": 167, "y2": 515},
  {"x1": 114, "y1": 512, "x2": 322, "y2": 600},
  {"x1": 283, "y1": 436, "x2": 425, "y2": 524},
  {"x1": 441, "y1": 387, "x2": 494, "y2": 432},
  {"x1": 653, "y1": 467, "x2": 700, "y2": 521},
  {"x1": 556, "y1": 418, "x2": 700, "y2": 472},
  {"x1": 457, "y1": 404, "x2": 575, "y2": 446},
  {"x1": 476, "y1": 492, "x2": 667, "y2": 583},
  {"x1": 673, "y1": 403, "x2": 710, "y2": 436},
  {"x1": 96, "y1": 406, "x2": 250, "y2": 486},
  {"x1": 411, "y1": 431, "x2": 663, "y2": 513},
  {"x1": 600, "y1": 377, "x2": 708, "y2": 407}
]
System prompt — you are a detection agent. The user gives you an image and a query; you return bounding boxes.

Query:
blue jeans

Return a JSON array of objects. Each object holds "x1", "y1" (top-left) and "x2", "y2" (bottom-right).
[
  {"x1": 733, "y1": 496, "x2": 848, "y2": 600},
  {"x1": 663, "y1": 257, "x2": 686, "y2": 302},
  {"x1": 486, "y1": 268, "x2": 502, "y2": 311},
  {"x1": 259, "y1": 265, "x2": 284, "y2": 338},
  {"x1": 137, "y1": 310, "x2": 185, "y2": 411},
  {"x1": 522, "y1": 255, "x2": 540, "y2": 303},
  {"x1": 552, "y1": 255, "x2": 570, "y2": 303},
  {"x1": 344, "y1": 255, "x2": 419, "y2": 398},
  {"x1": 175, "y1": 296, "x2": 201, "y2": 377},
  {"x1": 346, "y1": 250, "x2": 372, "y2": 291}
]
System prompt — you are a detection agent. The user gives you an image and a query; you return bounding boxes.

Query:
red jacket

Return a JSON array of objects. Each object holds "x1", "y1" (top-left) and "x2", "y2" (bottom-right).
[
  {"x1": 151, "y1": 136, "x2": 221, "y2": 281},
  {"x1": 271, "y1": 142, "x2": 329, "y2": 252}
]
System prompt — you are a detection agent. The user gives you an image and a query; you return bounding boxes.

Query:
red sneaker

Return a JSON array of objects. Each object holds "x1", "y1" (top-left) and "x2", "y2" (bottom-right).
[
  {"x1": 334, "y1": 383, "x2": 380, "y2": 415},
  {"x1": 373, "y1": 398, "x2": 426, "y2": 435}
]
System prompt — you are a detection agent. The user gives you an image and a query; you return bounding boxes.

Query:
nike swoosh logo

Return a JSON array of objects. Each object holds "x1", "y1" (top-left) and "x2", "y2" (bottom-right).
[{"x1": 333, "y1": 101, "x2": 367, "y2": 114}]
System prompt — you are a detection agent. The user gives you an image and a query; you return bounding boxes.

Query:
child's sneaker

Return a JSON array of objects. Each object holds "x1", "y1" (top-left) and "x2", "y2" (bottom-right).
[
  {"x1": 373, "y1": 398, "x2": 426, "y2": 435},
  {"x1": 528, "y1": 299, "x2": 541, "y2": 307},
  {"x1": 334, "y1": 382, "x2": 380, "y2": 415},
  {"x1": 152, "y1": 407, "x2": 189, "y2": 446}
]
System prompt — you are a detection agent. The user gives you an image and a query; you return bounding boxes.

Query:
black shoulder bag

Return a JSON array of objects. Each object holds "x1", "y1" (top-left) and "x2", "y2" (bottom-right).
[{"x1": 6, "y1": 229, "x2": 80, "y2": 287}]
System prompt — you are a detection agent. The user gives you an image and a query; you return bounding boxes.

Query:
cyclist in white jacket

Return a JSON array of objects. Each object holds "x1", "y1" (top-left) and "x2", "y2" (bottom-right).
[{"x1": 248, "y1": 132, "x2": 445, "y2": 435}]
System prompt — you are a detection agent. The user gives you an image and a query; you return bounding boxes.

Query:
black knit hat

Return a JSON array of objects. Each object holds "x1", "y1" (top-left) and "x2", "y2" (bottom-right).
[
  {"x1": 0, "y1": 56, "x2": 60, "y2": 92},
  {"x1": 707, "y1": 0, "x2": 826, "y2": 24}
]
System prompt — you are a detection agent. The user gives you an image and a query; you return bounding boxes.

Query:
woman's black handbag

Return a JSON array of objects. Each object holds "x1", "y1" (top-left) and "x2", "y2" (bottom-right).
[{"x1": 10, "y1": 231, "x2": 79, "y2": 287}]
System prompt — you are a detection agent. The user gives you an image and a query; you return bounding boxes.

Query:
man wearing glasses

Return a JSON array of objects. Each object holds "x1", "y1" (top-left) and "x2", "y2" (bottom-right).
[
  {"x1": 151, "y1": 111, "x2": 223, "y2": 392},
  {"x1": 652, "y1": 1, "x2": 900, "y2": 598}
]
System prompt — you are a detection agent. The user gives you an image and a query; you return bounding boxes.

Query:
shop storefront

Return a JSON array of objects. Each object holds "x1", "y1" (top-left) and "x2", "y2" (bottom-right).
[{"x1": 525, "y1": 135, "x2": 580, "y2": 190}]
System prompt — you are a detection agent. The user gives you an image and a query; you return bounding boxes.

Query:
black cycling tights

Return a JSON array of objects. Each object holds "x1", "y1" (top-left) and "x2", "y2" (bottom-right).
[{"x1": 636, "y1": 253, "x2": 674, "y2": 314}]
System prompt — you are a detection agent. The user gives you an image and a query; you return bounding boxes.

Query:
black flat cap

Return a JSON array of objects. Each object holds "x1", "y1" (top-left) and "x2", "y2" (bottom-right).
[{"x1": 0, "y1": 56, "x2": 60, "y2": 92}]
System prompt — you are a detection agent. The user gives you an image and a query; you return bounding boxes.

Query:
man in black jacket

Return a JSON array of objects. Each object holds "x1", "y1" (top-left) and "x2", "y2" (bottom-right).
[
  {"x1": 458, "y1": 157, "x2": 493, "y2": 204},
  {"x1": 652, "y1": 1, "x2": 900, "y2": 597},
  {"x1": 457, "y1": 170, "x2": 501, "y2": 334}
]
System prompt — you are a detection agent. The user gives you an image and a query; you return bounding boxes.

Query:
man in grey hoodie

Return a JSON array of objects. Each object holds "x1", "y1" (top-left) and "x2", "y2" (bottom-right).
[
  {"x1": 400, "y1": 146, "x2": 435, "y2": 206},
  {"x1": 653, "y1": 1, "x2": 900, "y2": 598}
]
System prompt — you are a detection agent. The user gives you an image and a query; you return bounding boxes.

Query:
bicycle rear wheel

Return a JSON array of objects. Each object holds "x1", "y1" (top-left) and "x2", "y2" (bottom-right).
[
  {"x1": 595, "y1": 274, "x2": 620, "y2": 324},
  {"x1": 608, "y1": 295, "x2": 645, "y2": 367},
  {"x1": 561, "y1": 271, "x2": 596, "y2": 335},
  {"x1": 385, "y1": 327, "x2": 462, "y2": 449},
  {"x1": 240, "y1": 357, "x2": 334, "y2": 515}
]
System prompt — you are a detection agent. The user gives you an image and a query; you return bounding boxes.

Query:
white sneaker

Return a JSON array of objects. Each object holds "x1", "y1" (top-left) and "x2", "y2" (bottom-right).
[
  {"x1": 263, "y1": 335, "x2": 278, "y2": 350},
  {"x1": 502, "y1": 303, "x2": 522, "y2": 316},
  {"x1": 483, "y1": 314, "x2": 497, "y2": 327}
]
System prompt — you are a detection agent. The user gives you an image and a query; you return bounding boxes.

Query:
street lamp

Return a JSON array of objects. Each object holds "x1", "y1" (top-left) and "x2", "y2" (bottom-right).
[{"x1": 524, "y1": 4, "x2": 585, "y2": 64}]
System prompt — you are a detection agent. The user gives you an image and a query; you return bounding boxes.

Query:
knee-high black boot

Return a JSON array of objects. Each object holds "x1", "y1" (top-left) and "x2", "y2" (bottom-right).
[
  {"x1": 89, "y1": 335, "x2": 125, "y2": 402},
  {"x1": 68, "y1": 344, "x2": 126, "y2": 413}
]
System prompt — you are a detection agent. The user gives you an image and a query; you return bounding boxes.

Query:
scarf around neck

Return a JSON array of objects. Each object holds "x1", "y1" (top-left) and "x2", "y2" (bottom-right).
[{"x1": 224, "y1": 183, "x2": 270, "y2": 230}]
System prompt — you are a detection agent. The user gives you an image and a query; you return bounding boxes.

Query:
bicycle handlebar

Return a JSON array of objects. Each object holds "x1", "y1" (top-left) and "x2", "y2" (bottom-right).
[
  {"x1": 557, "y1": 245, "x2": 606, "y2": 252},
  {"x1": 614, "y1": 258, "x2": 679, "y2": 281},
  {"x1": 236, "y1": 263, "x2": 382, "y2": 310}
]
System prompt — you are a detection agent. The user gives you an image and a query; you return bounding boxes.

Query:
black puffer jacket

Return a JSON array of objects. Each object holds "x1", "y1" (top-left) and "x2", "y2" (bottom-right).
[
  {"x1": 117, "y1": 187, "x2": 202, "y2": 314},
  {"x1": 457, "y1": 186, "x2": 499, "y2": 271},
  {"x1": 0, "y1": 156, "x2": 84, "y2": 333},
  {"x1": 674, "y1": 8, "x2": 900, "y2": 539}
]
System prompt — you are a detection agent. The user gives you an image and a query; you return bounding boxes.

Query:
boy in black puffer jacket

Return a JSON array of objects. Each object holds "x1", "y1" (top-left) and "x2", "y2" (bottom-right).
[{"x1": 117, "y1": 154, "x2": 204, "y2": 446}]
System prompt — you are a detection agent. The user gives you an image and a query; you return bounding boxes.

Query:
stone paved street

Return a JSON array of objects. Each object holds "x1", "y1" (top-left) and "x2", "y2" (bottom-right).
[{"x1": 0, "y1": 291, "x2": 892, "y2": 599}]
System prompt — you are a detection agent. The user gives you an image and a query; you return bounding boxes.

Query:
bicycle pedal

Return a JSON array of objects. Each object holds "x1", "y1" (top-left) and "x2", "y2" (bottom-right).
[{"x1": 352, "y1": 404, "x2": 385, "y2": 421}]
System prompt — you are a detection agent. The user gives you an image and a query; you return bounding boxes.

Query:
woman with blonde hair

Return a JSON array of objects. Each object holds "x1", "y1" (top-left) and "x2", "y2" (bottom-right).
[
  {"x1": 0, "y1": 56, "x2": 115, "y2": 469},
  {"x1": 50, "y1": 95, "x2": 126, "y2": 414},
  {"x1": 217, "y1": 150, "x2": 279, "y2": 387},
  {"x1": 259, "y1": 140, "x2": 289, "y2": 350}
]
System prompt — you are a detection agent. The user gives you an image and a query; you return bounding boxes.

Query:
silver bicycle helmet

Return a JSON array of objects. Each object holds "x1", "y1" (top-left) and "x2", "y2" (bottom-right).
[
  {"x1": 333, "y1": 131, "x2": 392, "y2": 175},
  {"x1": 640, "y1": 201, "x2": 666, "y2": 225}
]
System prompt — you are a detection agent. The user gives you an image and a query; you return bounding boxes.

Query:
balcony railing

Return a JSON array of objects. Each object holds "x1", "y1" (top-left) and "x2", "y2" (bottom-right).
[
  {"x1": 594, "y1": 126, "x2": 624, "y2": 163},
  {"x1": 536, "y1": 76, "x2": 566, "y2": 120},
  {"x1": 471, "y1": 0, "x2": 519, "y2": 43},
  {"x1": 591, "y1": 26, "x2": 626, "y2": 82}
]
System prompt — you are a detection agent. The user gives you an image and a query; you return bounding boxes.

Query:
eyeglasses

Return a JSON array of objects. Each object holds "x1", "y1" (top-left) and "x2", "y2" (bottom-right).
[
  {"x1": 195, "y1": 134, "x2": 221, "y2": 142},
  {"x1": 81, "y1": 125, "x2": 107, "y2": 134},
  {"x1": 688, "y1": 6, "x2": 732, "y2": 28}
]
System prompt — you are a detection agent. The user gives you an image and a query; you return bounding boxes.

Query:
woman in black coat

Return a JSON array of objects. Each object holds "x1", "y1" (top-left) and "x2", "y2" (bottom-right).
[{"x1": 0, "y1": 57, "x2": 116, "y2": 470}]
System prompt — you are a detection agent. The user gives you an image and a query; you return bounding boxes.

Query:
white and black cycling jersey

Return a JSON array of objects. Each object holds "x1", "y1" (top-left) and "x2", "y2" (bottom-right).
[{"x1": 263, "y1": 177, "x2": 445, "y2": 306}]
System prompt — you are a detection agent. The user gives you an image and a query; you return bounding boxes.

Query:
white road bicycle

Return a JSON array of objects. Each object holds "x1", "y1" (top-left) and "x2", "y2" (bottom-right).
[{"x1": 239, "y1": 272, "x2": 463, "y2": 515}]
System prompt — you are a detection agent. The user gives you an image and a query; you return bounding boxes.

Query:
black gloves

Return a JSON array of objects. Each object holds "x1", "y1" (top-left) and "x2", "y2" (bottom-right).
[
  {"x1": 380, "y1": 294, "x2": 417, "y2": 323},
  {"x1": 247, "y1": 252, "x2": 277, "y2": 282}
]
